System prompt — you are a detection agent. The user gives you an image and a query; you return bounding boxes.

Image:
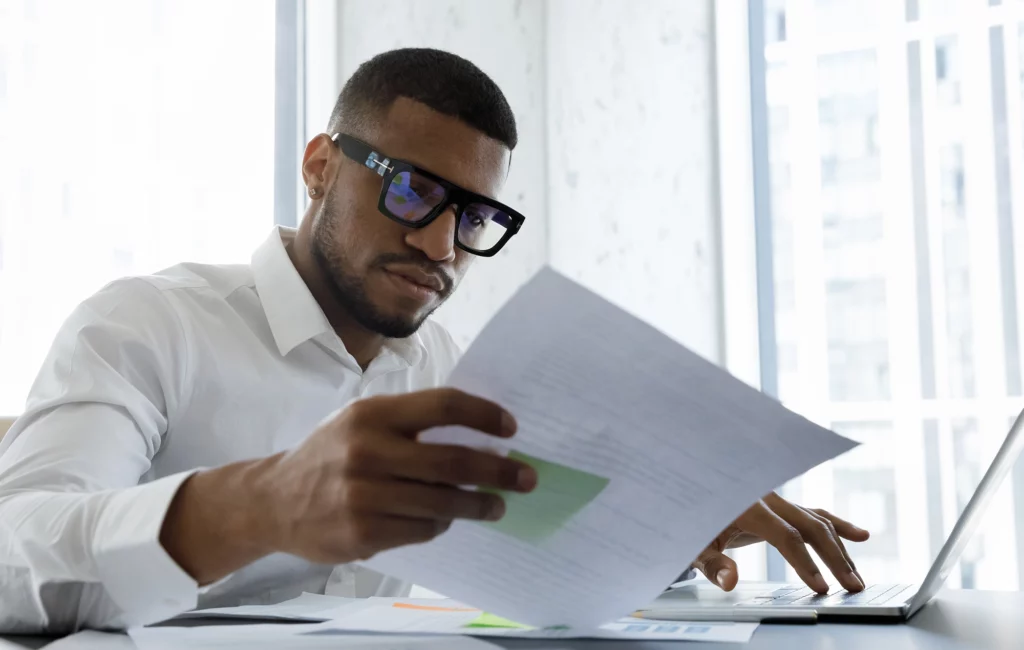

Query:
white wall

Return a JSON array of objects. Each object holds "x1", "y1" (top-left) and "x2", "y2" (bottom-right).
[
  {"x1": 334, "y1": 0, "x2": 549, "y2": 349},
  {"x1": 546, "y1": 0, "x2": 721, "y2": 362},
  {"x1": 326, "y1": 0, "x2": 721, "y2": 359}
]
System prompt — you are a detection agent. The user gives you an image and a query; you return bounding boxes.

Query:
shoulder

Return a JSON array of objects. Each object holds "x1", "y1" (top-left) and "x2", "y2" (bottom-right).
[
  {"x1": 135, "y1": 261, "x2": 254, "y2": 301},
  {"x1": 73, "y1": 263, "x2": 255, "y2": 335},
  {"x1": 64, "y1": 259, "x2": 251, "y2": 351}
]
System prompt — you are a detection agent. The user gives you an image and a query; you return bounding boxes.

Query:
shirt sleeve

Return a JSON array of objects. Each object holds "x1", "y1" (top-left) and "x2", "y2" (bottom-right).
[{"x1": 0, "y1": 278, "x2": 201, "y2": 633}]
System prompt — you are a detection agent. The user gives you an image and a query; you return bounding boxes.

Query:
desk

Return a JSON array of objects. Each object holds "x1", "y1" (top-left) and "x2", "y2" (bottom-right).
[{"x1": 3, "y1": 590, "x2": 1022, "y2": 649}]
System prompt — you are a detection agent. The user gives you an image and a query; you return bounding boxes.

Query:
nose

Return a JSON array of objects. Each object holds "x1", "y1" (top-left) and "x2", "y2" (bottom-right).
[{"x1": 404, "y1": 206, "x2": 457, "y2": 262}]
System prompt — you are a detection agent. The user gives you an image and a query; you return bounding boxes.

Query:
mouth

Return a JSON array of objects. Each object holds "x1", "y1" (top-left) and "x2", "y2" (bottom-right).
[{"x1": 383, "y1": 269, "x2": 443, "y2": 301}]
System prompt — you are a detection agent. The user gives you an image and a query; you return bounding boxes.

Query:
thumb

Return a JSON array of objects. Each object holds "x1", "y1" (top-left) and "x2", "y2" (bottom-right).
[{"x1": 693, "y1": 547, "x2": 739, "y2": 591}]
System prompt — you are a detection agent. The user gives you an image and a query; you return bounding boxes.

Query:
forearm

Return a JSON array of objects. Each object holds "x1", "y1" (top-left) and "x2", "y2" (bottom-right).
[{"x1": 159, "y1": 454, "x2": 283, "y2": 585}]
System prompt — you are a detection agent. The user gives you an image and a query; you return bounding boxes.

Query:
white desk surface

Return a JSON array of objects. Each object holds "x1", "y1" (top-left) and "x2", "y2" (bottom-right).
[{"x1": 2, "y1": 589, "x2": 1021, "y2": 649}]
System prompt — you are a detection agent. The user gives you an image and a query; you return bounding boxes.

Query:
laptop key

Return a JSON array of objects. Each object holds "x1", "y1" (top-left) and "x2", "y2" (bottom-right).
[
  {"x1": 767, "y1": 587, "x2": 804, "y2": 598},
  {"x1": 820, "y1": 584, "x2": 893, "y2": 606},
  {"x1": 771, "y1": 588, "x2": 815, "y2": 604}
]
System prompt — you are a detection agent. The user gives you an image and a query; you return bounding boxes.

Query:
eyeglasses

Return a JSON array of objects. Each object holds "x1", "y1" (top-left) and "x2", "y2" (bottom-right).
[{"x1": 332, "y1": 133, "x2": 525, "y2": 257}]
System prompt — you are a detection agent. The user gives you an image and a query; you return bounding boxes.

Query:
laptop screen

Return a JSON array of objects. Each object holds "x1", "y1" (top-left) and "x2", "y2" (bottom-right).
[{"x1": 908, "y1": 408, "x2": 1024, "y2": 617}]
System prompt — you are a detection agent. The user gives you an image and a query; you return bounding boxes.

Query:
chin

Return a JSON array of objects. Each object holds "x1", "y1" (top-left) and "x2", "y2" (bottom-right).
[{"x1": 361, "y1": 302, "x2": 432, "y2": 339}]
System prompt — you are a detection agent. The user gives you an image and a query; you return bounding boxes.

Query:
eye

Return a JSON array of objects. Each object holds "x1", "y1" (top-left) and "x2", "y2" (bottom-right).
[
  {"x1": 409, "y1": 180, "x2": 434, "y2": 198},
  {"x1": 463, "y1": 211, "x2": 487, "y2": 229}
]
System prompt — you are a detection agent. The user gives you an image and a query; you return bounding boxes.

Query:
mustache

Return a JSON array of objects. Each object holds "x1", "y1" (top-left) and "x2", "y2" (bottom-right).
[{"x1": 373, "y1": 254, "x2": 455, "y2": 294}]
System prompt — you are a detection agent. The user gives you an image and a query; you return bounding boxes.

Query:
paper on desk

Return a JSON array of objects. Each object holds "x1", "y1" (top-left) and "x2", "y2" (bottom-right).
[
  {"x1": 173, "y1": 592, "x2": 362, "y2": 622},
  {"x1": 363, "y1": 267, "x2": 856, "y2": 629},
  {"x1": 128, "y1": 623, "x2": 500, "y2": 650},
  {"x1": 308, "y1": 597, "x2": 759, "y2": 643}
]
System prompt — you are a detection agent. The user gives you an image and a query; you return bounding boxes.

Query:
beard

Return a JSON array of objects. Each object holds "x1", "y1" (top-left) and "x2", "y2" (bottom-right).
[{"x1": 310, "y1": 192, "x2": 454, "y2": 339}]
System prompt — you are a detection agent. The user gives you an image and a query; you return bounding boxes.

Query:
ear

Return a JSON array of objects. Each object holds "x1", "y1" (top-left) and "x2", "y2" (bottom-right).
[{"x1": 301, "y1": 134, "x2": 340, "y2": 193}]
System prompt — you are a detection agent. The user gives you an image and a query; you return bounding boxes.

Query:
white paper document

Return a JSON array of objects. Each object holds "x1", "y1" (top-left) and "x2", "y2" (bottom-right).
[
  {"x1": 308, "y1": 597, "x2": 759, "y2": 643},
  {"x1": 128, "y1": 623, "x2": 500, "y2": 650},
  {"x1": 360, "y1": 267, "x2": 855, "y2": 629}
]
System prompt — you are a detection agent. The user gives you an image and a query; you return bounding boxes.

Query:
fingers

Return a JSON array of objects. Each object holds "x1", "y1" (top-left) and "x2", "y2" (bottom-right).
[
  {"x1": 806, "y1": 507, "x2": 864, "y2": 589},
  {"x1": 352, "y1": 389, "x2": 516, "y2": 439},
  {"x1": 764, "y1": 494, "x2": 863, "y2": 592},
  {"x1": 380, "y1": 441, "x2": 537, "y2": 493},
  {"x1": 811, "y1": 507, "x2": 871, "y2": 542},
  {"x1": 747, "y1": 500, "x2": 830, "y2": 593},
  {"x1": 348, "y1": 479, "x2": 507, "y2": 522},
  {"x1": 693, "y1": 546, "x2": 739, "y2": 591},
  {"x1": 341, "y1": 514, "x2": 450, "y2": 560}
]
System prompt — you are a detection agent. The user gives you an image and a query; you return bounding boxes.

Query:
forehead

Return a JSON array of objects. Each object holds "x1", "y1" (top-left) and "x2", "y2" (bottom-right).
[{"x1": 365, "y1": 97, "x2": 510, "y2": 199}]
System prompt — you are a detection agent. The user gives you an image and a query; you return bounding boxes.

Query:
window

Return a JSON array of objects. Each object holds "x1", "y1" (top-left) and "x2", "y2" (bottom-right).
[
  {"x1": 0, "y1": 0, "x2": 300, "y2": 415},
  {"x1": 752, "y1": 0, "x2": 1024, "y2": 588}
]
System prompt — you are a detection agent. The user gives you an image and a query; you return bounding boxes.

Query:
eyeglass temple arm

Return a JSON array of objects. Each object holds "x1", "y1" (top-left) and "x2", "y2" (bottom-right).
[{"x1": 332, "y1": 133, "x2": 391, "y2": 176}]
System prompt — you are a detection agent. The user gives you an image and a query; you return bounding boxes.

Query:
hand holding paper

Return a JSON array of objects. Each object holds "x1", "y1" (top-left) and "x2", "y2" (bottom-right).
[{"x1": 363, "y1": 267, "x2": 856, "y2": 628}]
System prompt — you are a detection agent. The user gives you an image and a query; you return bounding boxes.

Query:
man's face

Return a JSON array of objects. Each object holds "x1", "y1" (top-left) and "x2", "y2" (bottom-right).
[{"x1": 309, "y1": 97, "x2": 510, "y2": 338}]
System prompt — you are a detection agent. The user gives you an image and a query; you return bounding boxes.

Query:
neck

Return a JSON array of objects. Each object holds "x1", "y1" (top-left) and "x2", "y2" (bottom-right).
[{"x1": 288, "y1": 221, "x2": 385, "y2": 371}]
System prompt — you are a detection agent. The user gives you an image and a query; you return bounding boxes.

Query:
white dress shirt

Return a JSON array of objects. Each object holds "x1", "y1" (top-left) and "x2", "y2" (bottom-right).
[{"x1": 0, "y1": 227, "x2": 462, "y2": 633}]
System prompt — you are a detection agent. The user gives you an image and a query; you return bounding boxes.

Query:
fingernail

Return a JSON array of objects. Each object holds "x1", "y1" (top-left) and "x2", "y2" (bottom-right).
[
  {"x1": 487, "y1": 498, "x2": 506, "y2": 521},
  {"x1": 517, "y1": 466, "x2": 537, "y2": 491},
  {"x1": 716, "y1": 568, "x2": 734, "y2": 589},
  {"x1": 848, "y1": 571, "x2": 865, "y2": 590},
  {"x1": 501, "y1": 411, "x2": 517, "y2": 436}
]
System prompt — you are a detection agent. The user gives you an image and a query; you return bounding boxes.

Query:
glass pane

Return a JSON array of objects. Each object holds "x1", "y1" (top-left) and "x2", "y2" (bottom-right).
[
  {"x1": 946, "y1": 419, "x2": 1019, "y2": 593},
  {"x1": 385, "y1": 171, "x2": 447, "y2": 222},
  {"x1": 818, "y1": 50, "x2": 891, "y2": 401},
  {"x1": 907, "y1": 0, "x2": 921, "y2": 21},
  {"x1": 458, "y1": 204, "x2": 512, "y2": 253},
  {"x1": 765, "y1": 0, "x2": 788, "y2": 44},
  {"x1": 947, "y1": 418, "x2": 1020, "y2": 590},
  {"x1": 0, "y1": 1, "x2": 277, "y2": 414},
  {"x1": 828, "y1": 422, "x2": 903, "y2": 581},
  {"x1": 930, "y1": 0, "x2": 966, "y2": 18},
  {"x1": 934, "y1": 36, "x2": 975, "y2": 399},
  {"x1": 815, "y1": 0, "x2": 881, "y2": 36}
]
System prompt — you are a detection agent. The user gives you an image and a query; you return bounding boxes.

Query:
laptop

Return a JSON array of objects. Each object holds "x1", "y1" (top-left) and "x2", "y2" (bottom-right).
[{"x1": 647, "y1": 407, "x2": 1024, "y2": 621}]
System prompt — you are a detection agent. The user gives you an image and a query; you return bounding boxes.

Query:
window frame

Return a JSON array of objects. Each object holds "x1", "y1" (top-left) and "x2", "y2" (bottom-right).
[
  {"x1": 730, "y1": 0, "x2": 1024, "y2": 587},
  {"x1": 0, "y1": 2, "x2": 308, "y2": 418},
  {"x1": 275, "y1": 0, "x2": 307, "y2": 228}
]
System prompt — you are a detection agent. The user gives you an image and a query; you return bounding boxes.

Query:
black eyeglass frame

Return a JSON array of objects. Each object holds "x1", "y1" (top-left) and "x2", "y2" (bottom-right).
[{"x1": 331, "y1": 132, "x2": 525, "y2": 257}]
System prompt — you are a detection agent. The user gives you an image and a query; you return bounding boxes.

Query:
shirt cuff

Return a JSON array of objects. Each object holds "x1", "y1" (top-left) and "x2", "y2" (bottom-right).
[{"x1": 92, "y1": 470, "x2": 201, "y2": 625}]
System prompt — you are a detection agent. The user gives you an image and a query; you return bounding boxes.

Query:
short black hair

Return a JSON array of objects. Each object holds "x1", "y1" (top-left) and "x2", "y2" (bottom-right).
[{"x1": 327, "y1": 48, "x2": 517, "y2": 150}]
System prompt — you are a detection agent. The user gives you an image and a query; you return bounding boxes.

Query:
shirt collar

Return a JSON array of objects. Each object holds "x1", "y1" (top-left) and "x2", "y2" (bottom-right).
[{"x1": 251, "y1": 226, "x2": 427, "y2": 367}]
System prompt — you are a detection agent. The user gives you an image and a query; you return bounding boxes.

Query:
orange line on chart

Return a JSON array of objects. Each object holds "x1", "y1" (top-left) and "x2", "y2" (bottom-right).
[{"x1": 392, "y1": 602, "x2": 480, "y2": 612}]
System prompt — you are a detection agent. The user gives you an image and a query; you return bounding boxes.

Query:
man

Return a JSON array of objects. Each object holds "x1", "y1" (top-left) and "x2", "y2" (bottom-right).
[{"x1": 0, "y1": 48, "x2": 869, "y2": 633}]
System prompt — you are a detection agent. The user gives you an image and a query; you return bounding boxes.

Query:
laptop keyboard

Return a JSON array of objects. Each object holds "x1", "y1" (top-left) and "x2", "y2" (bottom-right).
[{"x1": 740, "y1": 583, "x2": 914, "y2": 607}]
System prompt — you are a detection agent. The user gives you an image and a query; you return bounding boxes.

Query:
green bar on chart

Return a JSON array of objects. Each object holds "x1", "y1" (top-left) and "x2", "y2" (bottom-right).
[{"x1": 464, "y1": 612, "x2": 533, "y2": 629}]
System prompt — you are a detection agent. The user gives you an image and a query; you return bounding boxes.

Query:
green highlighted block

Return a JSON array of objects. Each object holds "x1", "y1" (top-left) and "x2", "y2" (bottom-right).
[
  {"x1": 465, "y1": 612, "x2": 532, "y2": 629},
  {"x1": 480, "y1": 450, "x2": 610, "y2": 543}
]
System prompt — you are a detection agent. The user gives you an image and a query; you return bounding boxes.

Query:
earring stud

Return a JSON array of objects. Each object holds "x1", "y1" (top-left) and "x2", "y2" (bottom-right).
[{"x1": 309, "y1": 187, "x2": 318, "y2": 198}]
